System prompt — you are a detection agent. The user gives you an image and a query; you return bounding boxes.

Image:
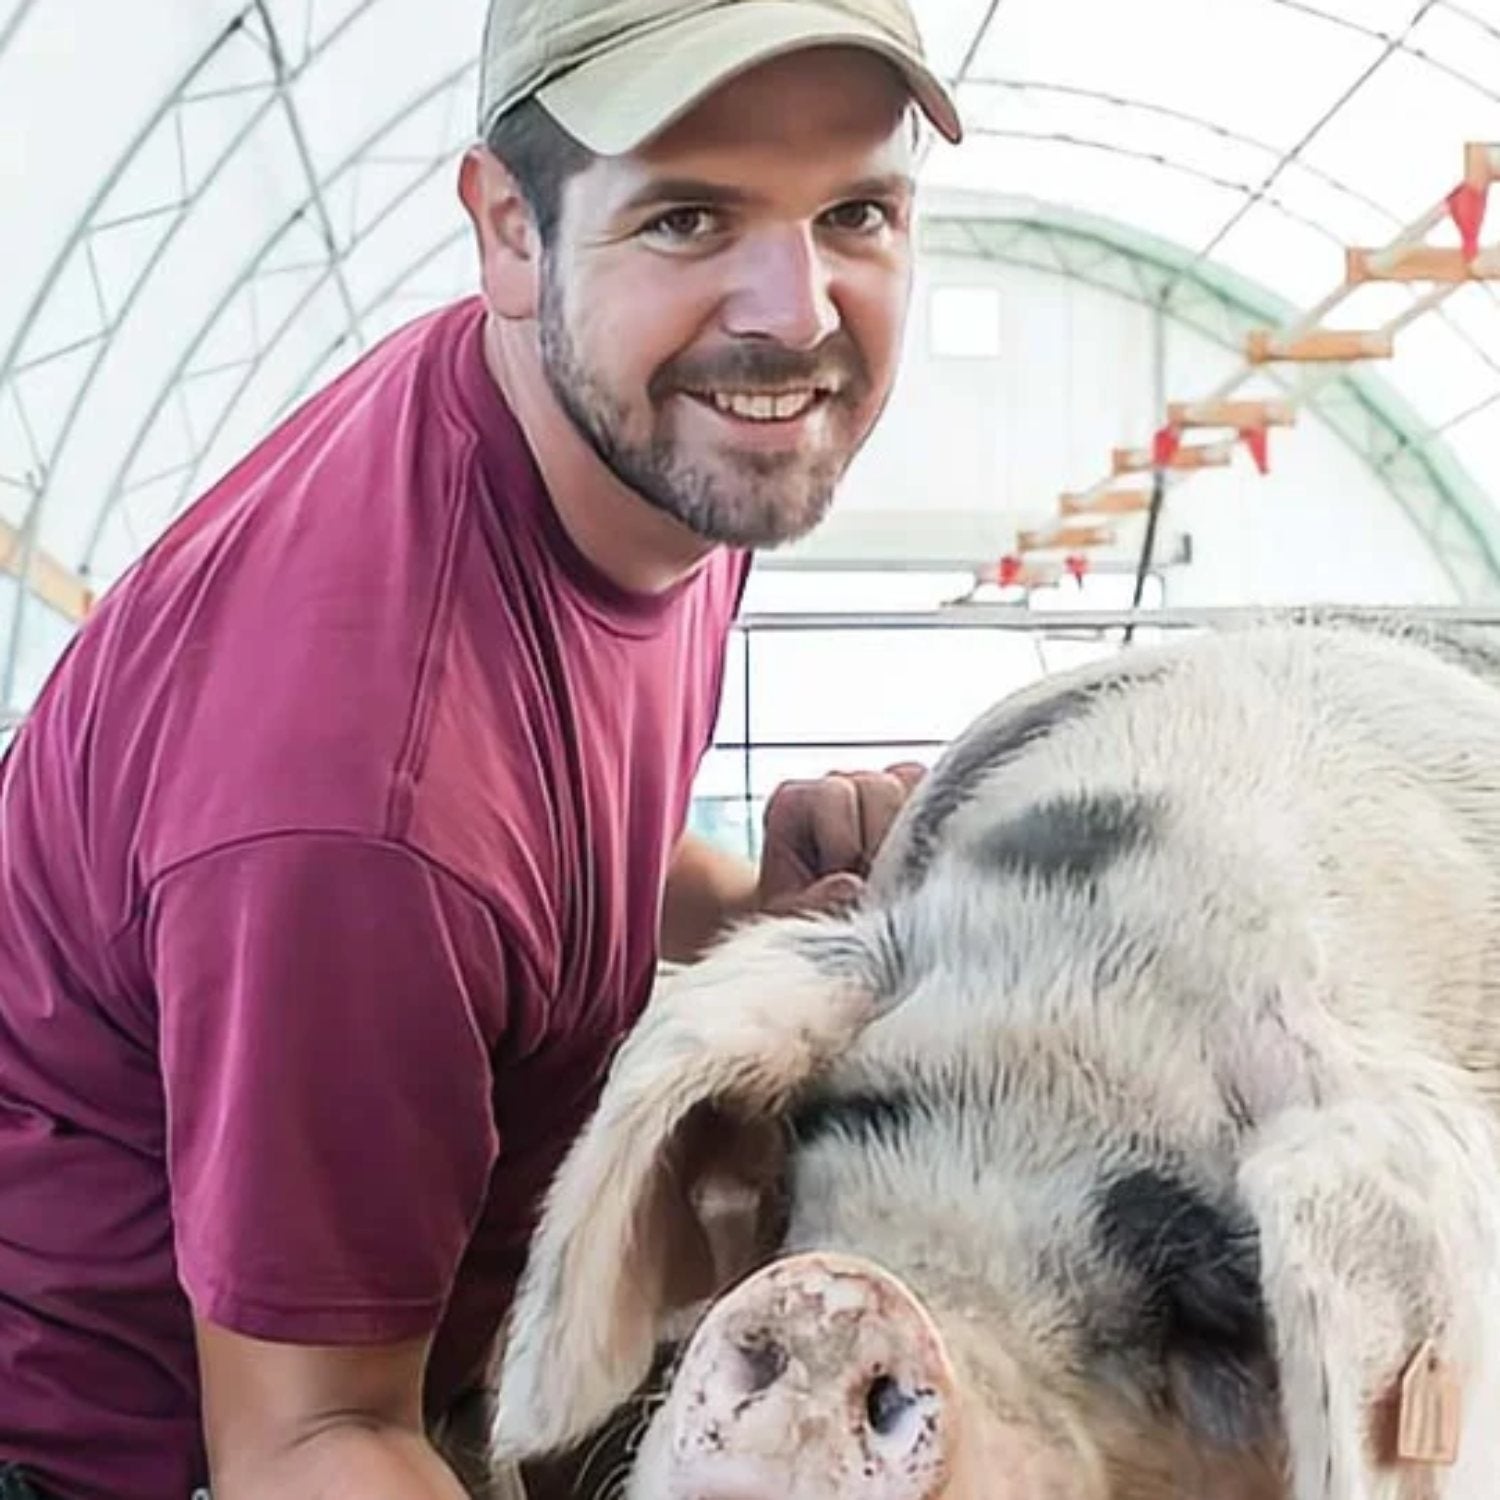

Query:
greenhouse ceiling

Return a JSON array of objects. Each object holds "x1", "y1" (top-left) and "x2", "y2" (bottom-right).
[{"x1": 1, "y1": 0, "x2": 1497, "y2": 608}]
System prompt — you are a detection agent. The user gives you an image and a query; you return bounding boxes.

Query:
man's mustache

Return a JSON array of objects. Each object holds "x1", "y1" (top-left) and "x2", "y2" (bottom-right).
[{"x1": 652, "y1": 336, "x2": 866, "y2": 400}]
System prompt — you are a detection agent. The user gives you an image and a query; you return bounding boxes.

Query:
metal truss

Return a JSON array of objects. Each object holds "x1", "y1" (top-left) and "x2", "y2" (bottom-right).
[
  {"x1": 83, "y1": 56, "x2": 478, "y2": 563},
  {"x1": 1263, "y1": 0, "x2": 1500, "y2": 107},
  {"x1": 960, "y1": 79, "x2": 1500, "y2": 389},
  {"x1": 1186, "y1": 0, "x2": 1440, "y2": 270},
  {"x1": 964, "y1": 77, "x2": 1439, "y2": 220},
  {"x1": 922, "y1": 207, "x2": 1500, "y2": 600},
  {"x1": 969, "y1": 126, "x2": 1352, "y2": 248},
  {"x1": 0, "y1": 0, "x2": 392, "y2": 700},
  {"x1": 0, "y1": 0, "x2": 38, "y2": 60},
  {"x1": 274, "y1": 225, "x2": 470, "y2": 419}
]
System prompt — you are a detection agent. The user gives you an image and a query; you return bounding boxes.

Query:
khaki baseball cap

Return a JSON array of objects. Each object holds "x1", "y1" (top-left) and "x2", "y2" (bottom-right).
[{"x1": 478, "y1": 0, "x2": 963, "y2": 156}]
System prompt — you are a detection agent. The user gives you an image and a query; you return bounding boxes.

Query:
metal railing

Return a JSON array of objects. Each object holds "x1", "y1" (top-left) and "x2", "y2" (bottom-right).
[
  {"x1": 689, "y1": 602, "x2": 1500, "y2": 857},
  {"x1": 10, "y1": 603, "x2": 1500, "y2": 817}
]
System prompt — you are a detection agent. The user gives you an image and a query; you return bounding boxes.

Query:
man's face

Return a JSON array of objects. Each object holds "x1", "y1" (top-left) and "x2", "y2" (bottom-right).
[{"x1": 536, "y1": 48, "x2": 917, "y2": 550}]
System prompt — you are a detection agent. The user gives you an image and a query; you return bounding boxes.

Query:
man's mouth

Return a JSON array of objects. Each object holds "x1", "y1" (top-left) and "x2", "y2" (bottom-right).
[{"x1": 683, "y1": 387, "x2": 831, "y2": 423}]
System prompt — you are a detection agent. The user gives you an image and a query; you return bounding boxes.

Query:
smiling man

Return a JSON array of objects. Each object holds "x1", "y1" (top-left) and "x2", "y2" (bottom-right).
[
  {"x1": 493, "y1": 53, "x2": 920, "y2": 557},
  {"x1": 0, "y1": 3, "x2": 958, "y2": 1498}
]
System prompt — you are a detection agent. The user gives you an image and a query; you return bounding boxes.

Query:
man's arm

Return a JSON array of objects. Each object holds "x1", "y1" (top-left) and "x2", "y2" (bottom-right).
[
  {"x1": 659, "y1": 829, "x2": 759, "y2": 964},
  {"x1": 147, "y1": 837, "x2": 515, "y2": 1498},
  {"x1": 195, "y1": 1319, "x2": 470, "y2": 1499}
]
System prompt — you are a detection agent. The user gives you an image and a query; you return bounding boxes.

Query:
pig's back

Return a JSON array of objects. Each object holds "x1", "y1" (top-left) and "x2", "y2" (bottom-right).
[{"x1": 869, "y1": 618, "x2": 1500, "y2": 1110}]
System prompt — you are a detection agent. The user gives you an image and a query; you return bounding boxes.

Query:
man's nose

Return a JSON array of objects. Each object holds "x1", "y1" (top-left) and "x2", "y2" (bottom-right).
[{"x1": 719, "y1": 225, "x2": 841, "y2": 351}]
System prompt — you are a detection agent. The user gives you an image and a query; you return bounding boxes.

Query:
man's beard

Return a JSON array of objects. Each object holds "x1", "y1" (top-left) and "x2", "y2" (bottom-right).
[{"x1": 536, "y1": 273, "x2": 868, "y2": 550}]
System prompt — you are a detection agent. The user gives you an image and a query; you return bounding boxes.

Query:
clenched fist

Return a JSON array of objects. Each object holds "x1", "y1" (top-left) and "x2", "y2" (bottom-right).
[{"x1": 756, "y1": 762, "x2": 926, "y2": 917}]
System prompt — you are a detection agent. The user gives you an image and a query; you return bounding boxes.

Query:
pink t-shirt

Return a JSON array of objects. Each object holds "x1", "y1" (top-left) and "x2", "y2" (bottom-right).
[{"x1": 0, "y1": 296, "x2": 748, "y2": 1498}]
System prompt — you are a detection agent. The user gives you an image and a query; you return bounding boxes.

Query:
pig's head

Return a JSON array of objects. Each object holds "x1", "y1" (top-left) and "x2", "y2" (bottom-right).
[{"x1": 491, "y1": 908, "x2": 1287, "y2": 1499}]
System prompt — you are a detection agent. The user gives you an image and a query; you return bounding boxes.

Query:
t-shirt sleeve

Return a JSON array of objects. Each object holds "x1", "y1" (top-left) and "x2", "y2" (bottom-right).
[{"x1": 146, "y1": 833, "x2": 519, "y2": 1345}]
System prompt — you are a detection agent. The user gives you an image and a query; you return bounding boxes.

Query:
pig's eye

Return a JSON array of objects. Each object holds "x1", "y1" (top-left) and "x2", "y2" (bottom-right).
[
  {"x1": 1096, "y1": 1168, "x2": 1276, "y2": 1446},
  {"x1": 788, "y1": 1087, "x2": 921, "y2": 1151}
]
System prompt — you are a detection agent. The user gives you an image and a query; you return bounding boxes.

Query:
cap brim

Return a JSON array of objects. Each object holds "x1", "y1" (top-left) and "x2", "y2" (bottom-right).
[{"x1": 535, "y1": 1, "x2": 963, "y2": 156}]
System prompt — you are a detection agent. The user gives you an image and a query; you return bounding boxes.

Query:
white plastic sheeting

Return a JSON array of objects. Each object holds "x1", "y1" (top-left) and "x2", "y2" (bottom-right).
[
  {"x1": 0, "y1": 0, "x2": 1498, "y2": 625},
  {"x1": 0, "y1": 0, "x2": 485, "y2": 590}
]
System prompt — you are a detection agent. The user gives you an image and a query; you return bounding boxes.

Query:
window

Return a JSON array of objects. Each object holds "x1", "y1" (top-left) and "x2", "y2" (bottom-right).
[{"x1": 929, "y1": 285, "x2": 1002, "y2": 359}]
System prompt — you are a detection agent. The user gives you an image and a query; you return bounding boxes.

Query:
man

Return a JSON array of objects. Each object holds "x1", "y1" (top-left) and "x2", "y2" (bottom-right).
[{"x1": 0, "y1": 1, "x2": 960, "y2": 1495}]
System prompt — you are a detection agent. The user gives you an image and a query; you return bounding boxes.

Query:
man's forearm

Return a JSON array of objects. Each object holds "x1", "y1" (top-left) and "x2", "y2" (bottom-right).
[
  {"x1": 215, "y1": 1420, "x2": 472, "y2": 1500},
  {"x1": 659, "y1": 830, "x2": 759, "y2": 964}
]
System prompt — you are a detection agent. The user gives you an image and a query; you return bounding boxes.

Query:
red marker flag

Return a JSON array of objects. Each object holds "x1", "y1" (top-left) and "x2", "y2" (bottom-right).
[{"x1": 1447, "y1": 181, "x2": 1488, "y2": 262}]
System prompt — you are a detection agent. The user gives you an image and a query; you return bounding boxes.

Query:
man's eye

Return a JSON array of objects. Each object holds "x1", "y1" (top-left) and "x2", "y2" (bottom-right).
[
  {"x1": 823, "y1": 200, "x2": 890, "y2": 234},
  {"x1": 642, "y1": 206, "x2": 722, "y2": 243}
]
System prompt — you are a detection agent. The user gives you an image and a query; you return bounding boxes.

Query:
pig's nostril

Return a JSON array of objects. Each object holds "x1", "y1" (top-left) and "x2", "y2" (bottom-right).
[
  {"x1": 734, "y1": 1334, "x2": 787, "y2": 1393},
  {"x1": 864, "y1": 1373, "x2": 917, "y2": 1436}
]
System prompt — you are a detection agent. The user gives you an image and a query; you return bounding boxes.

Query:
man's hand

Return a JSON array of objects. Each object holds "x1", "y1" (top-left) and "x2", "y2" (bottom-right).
[
  {"x1": 659, "y1": 764, "x2": 925, "y2": 964},
  {"x1": 756, "y1": 762, "x2": 926, "y2": 917}
]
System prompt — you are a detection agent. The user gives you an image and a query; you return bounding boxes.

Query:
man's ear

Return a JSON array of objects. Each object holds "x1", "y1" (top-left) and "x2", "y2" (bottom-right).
[{"x1": 458, "y1": 146, "x2": 541, "y2": 320}]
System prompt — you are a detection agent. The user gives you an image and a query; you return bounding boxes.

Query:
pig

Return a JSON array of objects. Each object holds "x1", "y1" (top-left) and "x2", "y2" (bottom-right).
[{"x1": 488, "y1": 614, "x2": 1500, "y2": 1500}]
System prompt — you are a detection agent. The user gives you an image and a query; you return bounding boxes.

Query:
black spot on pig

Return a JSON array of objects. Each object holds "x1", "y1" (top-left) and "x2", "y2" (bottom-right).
[
  {"x1": 891, "y1": 662, "x2": 1171, "y2": 886},
  {"x1": 973, "y1": 791, "x2": 1165, "y2": 888},
  {"x1": 1095, "y1": 1168, "x2": 1276, "y2": 1448}
]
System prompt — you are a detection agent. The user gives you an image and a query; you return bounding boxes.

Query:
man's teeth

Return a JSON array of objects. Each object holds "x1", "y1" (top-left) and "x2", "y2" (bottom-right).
[{"x1": 705, "y1": 390, "x2": 819, "y2": 421}]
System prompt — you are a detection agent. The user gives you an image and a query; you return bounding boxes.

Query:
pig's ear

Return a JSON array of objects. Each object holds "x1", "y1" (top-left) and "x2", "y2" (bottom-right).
[{"x1": 492, "y1": 911, "x2": 896, "y2": 1459}]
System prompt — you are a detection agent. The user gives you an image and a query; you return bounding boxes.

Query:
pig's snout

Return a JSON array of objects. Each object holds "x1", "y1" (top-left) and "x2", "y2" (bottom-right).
[{"x1": 662, "y1": 1252, "x2": 957, "y2": 1500}]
